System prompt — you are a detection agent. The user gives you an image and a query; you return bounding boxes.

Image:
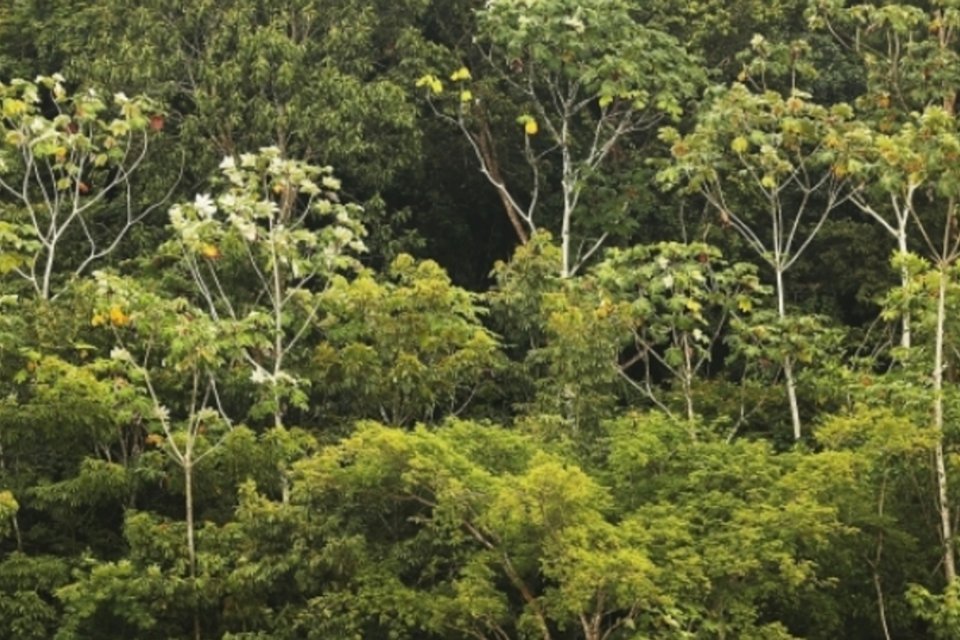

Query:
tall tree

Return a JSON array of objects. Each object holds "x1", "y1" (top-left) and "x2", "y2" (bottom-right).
[
  {"x1": 660, "y1": 72, "x2": 859, "y2": 439},
  {"x1": 421, "y1": 0, "x2": 702, "y2": 277},
  {"x1": 812, "y1": 0, "x2": 960, "y2": 587},
  {"x1": 0, "y1": 75, "x2": 166, "y2": 300}
]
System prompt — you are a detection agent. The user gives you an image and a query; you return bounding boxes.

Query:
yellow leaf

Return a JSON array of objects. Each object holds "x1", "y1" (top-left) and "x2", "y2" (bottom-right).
[
  {"x1": 760, "y1": 175, "x2": 777, "y2": 189},
  {"x1": 450, "y1": 66, "x2": 472, "y2": 82},
  {"x1": 524, "y1": 119, "x2": 539, "y2": 136},
  {"x1": 415, "y1": 74, "x2": 444, "y2": 95},
  {"x1": 108, "y1": 305, "x2": 129, "y2": 327},
  {"x1": 460, "y1": 90, "x2": 473, "y2": 103},
  {"x1": 731, "y1": 136, "x2": 749, "y2": 154},
  {"x1": 200, "y1": 243, "x2": 221, "y2": 259}
]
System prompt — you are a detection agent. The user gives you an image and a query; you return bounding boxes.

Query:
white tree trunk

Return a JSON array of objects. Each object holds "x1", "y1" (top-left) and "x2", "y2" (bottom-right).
[
  {"x1": 933, "y1": 265, "x2": 956, "y2": 583},
  {"x1": 775, "y1": 267, "x2": 803, "y2": 440}
]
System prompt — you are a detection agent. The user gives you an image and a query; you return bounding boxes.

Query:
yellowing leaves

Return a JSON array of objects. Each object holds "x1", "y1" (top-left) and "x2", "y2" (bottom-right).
[
  {"x1": 517, "y1": 114, "x2": 538, "y2": 136},
  {"x1": 93, "y1": 305, "x2": 130, "y2": 327},
  {"x1": 109, "y1": 305, "x2": 130, "y2": 327},
  {"x1": 145, "y1": 433, "x2": 165, "y2": 447},
  {"x1": 200, "y1": 243, "x2": 221, "y2": 259},
  {"x1": 449, "y1": 67, "x2": 472, "y2": 82},
  {"x1": 731, "y1": 136, "x2": 749, "y2": 154},
  {"x1": 415, "y1": 74, "x2": 444, "y2": 95}
]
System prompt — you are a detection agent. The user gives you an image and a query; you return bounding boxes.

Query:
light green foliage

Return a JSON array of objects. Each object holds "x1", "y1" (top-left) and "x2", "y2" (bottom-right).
[
  {"x1": 0, "y1": 490, "x2": 15, "y2": 538},
  {"x1": 165, "y1": 147, "x2": 366, "y2": 426},
  {"x1": 593, "y1": 242, "x2": 768, "y2": 421},
  {"x1": 313, "y1": 254, "x2": 503, "y2": 426},
  {"x1": 271, "y1": 421, "x2": 679, "y2": 638},
  {"x1": 604, "y1": 412, "x2": 847, "y2": 636},
  {"x1": 907, "y1": 580, "x2": 960, "y2": 640},
  {"x1": 182, "y1": 415, "x2": 848, "y2": 639},
  {"x1": 0, "y1": 75, "x2": 162, "y2": 300}
]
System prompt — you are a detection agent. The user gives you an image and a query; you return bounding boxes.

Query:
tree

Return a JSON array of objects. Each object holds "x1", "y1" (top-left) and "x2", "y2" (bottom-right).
[
  {"x1": 164, "y1": 147, "x2": 365, "y2": 429},
  {"x1": 421, "y1": 0, "x2": 702, "y2": 277},
  {"x1": 812, "y1": 0, "x2": 960, "y2": 587},
  {"x1": 660, "y1": 76, "x2": 859, "y2": 439},
  {"x1": 0, "y1": 75, "x2": 167, "y2": 300},
  {"x1": 593, "y1": 242, "x2": 768, "y2": 424},
  {"x1": 313, "y1": 254, "x2": 504, "y2": 427},
  {"x1": 92, "y1": 272, "x2": 244, "y2": 640}
]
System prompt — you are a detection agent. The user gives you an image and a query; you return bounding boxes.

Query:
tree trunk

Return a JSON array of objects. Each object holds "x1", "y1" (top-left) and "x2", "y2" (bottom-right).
[
  {"x1": 775, "y1": 267, "x2": 802, "y2": 440},
  {"x1": 184, "y1": 458, "x2": 202, "y2": 640},
  {"x1": 933, "y1": 264, "x2": 956, "y2": 583},
  {"x1": 560, "y1": 131, "x2": 573, "y2": 279},
  {"x1": 682, "y1": 334, "x2": 696, "y2": 426},
  {"x1": 897, "y1": 227, "x2": 911, "y2": 349}
]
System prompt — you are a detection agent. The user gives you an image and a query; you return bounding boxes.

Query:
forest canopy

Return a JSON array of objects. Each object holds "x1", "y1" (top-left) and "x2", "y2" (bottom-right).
[{"x1": 2, "y1": 1, "x2": 960, "y2": 639}]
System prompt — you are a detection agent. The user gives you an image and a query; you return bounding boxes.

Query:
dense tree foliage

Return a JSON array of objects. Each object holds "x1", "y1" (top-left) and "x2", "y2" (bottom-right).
[{"x1": 4, "y1": 1, "x2": 960, "y2": 638}]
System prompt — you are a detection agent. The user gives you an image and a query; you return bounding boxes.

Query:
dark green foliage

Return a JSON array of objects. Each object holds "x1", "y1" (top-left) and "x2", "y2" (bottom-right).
[{"x1": 2, "y1": 1, "x2": 960, "y2": 639}]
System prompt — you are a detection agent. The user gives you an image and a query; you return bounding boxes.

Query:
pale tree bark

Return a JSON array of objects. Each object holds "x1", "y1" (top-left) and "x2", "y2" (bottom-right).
[
  {"x1": 850, "y1": 187, "x2": 915, "y2": 349},
  {"x1": 122, "y1": 350, "x2": 234, "y2": 640},
  {"x1": 699, "y1": 157, "x2": 851, "y2": 439},
  {"x1": 933, "y1": 262, "x2": 956, "y2": 583}
]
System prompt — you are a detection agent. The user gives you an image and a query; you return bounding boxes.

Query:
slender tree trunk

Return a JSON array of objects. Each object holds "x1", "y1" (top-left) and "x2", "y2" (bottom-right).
[
  {"x1": 40, "y1": 243, "x2": 57, "y2": 301},
  {"x1": 561, "y1": 154, "x2": 572, "y2": 278},
  {"x1": 897, "y1": 227, "x2": 911, "y2": 349},
  {"x1": 270, "y1": 220, "x2": 285, "y2": 429},
  {"x1": 933, "y1": 264, "x2": 956, "y2": 583},
  {"x1": 872, "y1": 471, "x2": 892, "y2": 640},
  {"x1": 775, "y1": 267, "x2": 802, "y2": 440},
  {"x1": 682, "y1": 334, "x2": 696, "y2": 425},
  {"x1": 184, "y1": 458, "x2": 201, "y2": 640}
]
